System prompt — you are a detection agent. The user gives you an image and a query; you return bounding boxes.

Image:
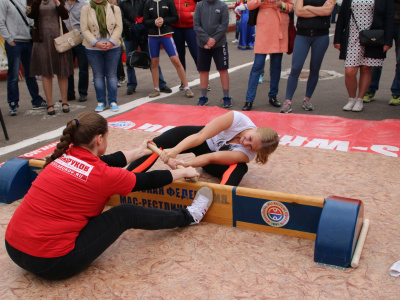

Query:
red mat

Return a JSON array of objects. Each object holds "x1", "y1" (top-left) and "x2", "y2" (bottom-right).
[{"x1": 18, "y1": 103, "x2": 400, "y2": 159}]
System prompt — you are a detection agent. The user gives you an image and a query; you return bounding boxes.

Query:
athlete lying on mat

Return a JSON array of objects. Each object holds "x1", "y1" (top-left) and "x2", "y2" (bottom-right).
[
  {"x1": 127, "y1": 111, "x2": 280, "y2": 186},
  {"x1": 5, "y1": 112, "x2": 213, "y2": 280}
]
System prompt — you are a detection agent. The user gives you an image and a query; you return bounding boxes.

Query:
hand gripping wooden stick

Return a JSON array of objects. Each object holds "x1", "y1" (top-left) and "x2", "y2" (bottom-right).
[
  {"x1": 147, "y1": 143, "x2": 198, "y2": 182},
  {"x1": 351, "y1": 219, "x2": 370, "y2": 268}
]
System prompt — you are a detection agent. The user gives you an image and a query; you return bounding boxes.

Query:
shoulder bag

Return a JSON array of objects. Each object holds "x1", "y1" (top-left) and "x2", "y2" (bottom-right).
[
  {"x1": 247, "y1": 7, "x2": 259, "y2": 26},
  {"x1": 287, "y1": 15, "x2": 296, "y2": 55},
  {"x1": 54, "y1": 14, "x2": 83, "y2": 53},
  {"x1": 351, "y1": 9, "x2": 384, "y2": 47},
  {"x1": 9, "y1": 0, "x2": 33, "y2": 38}
]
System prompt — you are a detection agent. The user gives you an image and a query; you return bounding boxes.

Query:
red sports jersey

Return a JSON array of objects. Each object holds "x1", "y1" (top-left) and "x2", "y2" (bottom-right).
[{"x1": 5, "y1": 146, "x2": 136, "y2": 258}]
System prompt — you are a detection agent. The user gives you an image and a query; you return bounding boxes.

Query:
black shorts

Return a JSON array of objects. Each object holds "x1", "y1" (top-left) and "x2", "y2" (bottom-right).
[{"x1": 197, "y1": 43, "x2": 229, "y2": 72}]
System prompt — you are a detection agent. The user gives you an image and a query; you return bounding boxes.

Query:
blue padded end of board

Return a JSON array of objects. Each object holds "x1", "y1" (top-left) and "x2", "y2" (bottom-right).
[
  {"x1": 314, "y1": 196, "x2": 363, "y2": 268},
  {"x1": 0, "y1": 158, "x2": 38, "y2": 204}
]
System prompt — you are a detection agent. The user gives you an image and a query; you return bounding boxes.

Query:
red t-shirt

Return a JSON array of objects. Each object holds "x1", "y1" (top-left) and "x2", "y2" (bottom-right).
[{"x1": 5, "y1": 146, "x2": 136, "y2": 258}]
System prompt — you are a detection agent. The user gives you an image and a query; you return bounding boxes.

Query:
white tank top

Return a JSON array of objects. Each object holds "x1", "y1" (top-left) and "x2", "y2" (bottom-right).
[{"x1": 206, "y1": 111, "x2": 257, "y2": 162}]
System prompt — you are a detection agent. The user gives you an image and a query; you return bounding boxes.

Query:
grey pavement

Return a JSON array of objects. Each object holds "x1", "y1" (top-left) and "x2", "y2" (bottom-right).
[{"x1": 0, "y1": 26, "x2": 399, "y2": 163}]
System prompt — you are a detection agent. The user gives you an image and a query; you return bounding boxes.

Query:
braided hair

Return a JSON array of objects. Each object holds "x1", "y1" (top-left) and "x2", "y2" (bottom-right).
[{"x1": 44, "y1": 112, "x2": 108, "y2": 168}]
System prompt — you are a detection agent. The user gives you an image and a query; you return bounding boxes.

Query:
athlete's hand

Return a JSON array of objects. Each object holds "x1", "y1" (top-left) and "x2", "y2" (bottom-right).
[
  {"x1": 141, "y1": 139, "x2": 154, "y2": 156},
  {"x1": 166, "y1": 158, "x2": 186, "y2": 170},
  {"x1": 159, "y1": 148, "x2": 177, "y2": 163},
  {"x1": 183, "y1": 166, "x2": 199, "y2": 181}
]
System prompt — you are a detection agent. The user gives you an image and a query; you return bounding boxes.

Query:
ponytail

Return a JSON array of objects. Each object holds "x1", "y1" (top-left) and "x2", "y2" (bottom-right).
[{"x1": 44, "y1": 113, "x2": 108, "y2": 168}]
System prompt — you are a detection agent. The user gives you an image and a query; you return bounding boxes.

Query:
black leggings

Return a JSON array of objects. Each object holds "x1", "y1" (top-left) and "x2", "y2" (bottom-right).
[
  {"x1": 127, "y1": 126, "x2": 248, "y2": 186},
  {"x1": 5, "y1": 204, "x2": 192, "y2": 280}
]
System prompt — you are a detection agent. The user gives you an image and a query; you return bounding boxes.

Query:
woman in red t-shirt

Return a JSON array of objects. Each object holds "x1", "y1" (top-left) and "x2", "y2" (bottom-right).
[{"x1": 5, "y1": 112, "x2": 213, "y2": 280}]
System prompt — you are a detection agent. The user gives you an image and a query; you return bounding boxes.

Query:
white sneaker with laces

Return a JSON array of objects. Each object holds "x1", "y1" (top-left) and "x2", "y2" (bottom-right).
[
  {"x1": 187, "y1": 187, "x2": 213, "y2": 224},
  {"x1": 352, "y1": 98, "x2": 363, "y2": 112},
  {"x1": 343, "y1": 98, "x2": 356, "y2": 111}
]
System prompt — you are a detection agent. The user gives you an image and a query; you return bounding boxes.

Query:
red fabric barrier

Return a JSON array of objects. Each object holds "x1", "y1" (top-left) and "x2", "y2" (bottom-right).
[{"x1": 14, "y1": 103, "x2": 400, "y2": 160}]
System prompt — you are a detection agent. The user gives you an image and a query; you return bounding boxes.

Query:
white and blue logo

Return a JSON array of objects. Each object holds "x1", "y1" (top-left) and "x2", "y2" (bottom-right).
[
  {"x1": 108, "y1": 121, "x2": 136, "y2": 130},
  {"x1": 261, "y1": 201, "x2": 290, "y2": 227}
]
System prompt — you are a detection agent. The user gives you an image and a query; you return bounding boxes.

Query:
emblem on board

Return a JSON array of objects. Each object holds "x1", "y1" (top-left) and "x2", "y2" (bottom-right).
[
  {"x1": 261, "y1": 201, "x2": 290, "y2": 227},
  {"x1": 108, "y1": 121, "x2": 135, "y2": 130}
]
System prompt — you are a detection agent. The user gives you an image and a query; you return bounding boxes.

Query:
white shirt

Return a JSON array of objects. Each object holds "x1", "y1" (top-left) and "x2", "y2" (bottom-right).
[{"x1": 206, "y1": 111, "x2": 257, "y2": 162}]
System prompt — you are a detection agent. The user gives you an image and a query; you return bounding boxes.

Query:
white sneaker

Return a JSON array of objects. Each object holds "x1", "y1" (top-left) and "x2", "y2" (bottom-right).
[
  {"x1": 187, "y1": 187, "x2": 213, "y2": 224},
  {"x1": 232, "y1": 39, "x2": 239, "y2": 43},
  {"x1": 343, "y1": 98, "x2": 356, "y2": 111},
  {"x1": 352, "y1": 98, "x2": 363, "y2": 112}
]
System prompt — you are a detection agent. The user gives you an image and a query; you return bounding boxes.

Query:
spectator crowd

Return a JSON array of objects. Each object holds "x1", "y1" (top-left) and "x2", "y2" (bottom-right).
[{"x1": 0, "y1": 0, "x2": 399, "y2": 117}]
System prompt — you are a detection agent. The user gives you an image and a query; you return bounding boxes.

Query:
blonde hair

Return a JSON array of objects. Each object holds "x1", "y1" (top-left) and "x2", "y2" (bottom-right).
[
  {"x1": 255, "y1": 127, "x2": 279, "y2": 164},
  {"x1": 44, "y1": 112, "x2": 108, "y2": 168}
]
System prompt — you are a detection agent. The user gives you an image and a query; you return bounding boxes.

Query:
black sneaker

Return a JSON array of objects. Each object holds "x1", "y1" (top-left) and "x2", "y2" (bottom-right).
[
  {"x1": 127, "y1": 88, "x2": 135, "y2": 95},
  {"x1": 78, "y1": 95, "x2": 88, "y2": 102},
  {"x1": 221, "y1": 96, "x2": 232, "y2": 108},
  {"x1": 197, "y1": 96, "x2": 208, "y2": 106},
  {"x1": 160, "y1": 86, "x2": 172, "y2": 93},
  {"x1": 9, "y1": 101, "x2": 19, "y2": 116},
  {"x1": 32, "y1": 99, "x2": 47, "y2": 110}
]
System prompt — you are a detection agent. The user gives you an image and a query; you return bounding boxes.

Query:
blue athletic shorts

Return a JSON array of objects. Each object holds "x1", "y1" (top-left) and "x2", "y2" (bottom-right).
[
  {"x1": 148, "y1": 36, "x2": 179, "y2": 58},
  {"x1": 197, "y1": 43, "x2": 229, "y2": 72}
]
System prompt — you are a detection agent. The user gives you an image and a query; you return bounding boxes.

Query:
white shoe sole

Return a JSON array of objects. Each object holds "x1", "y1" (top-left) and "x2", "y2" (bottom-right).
[{"x1": 189, "y1": 187, "x2": 213, "y2": 224}]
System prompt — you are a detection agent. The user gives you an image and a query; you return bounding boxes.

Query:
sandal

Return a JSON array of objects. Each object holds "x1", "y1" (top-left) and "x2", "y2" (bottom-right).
[
  {"x1": 62, "y1": 103, "x2": 70, "y2": 113},
  {"x1": 47, "y1": 105, "x2": 55, "y2": 115}
]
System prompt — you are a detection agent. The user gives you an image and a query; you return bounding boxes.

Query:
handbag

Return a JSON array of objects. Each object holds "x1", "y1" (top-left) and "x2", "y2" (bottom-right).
[
  {"x1": 126, "y1": 50, "x2": 151, "y2": 69},
  {"x1": 351, "y1": 9, "x2": 384, "y2": 47},
  {"x1": 287, "y1": 17, "x2": 296, "y2": 55},
  {"x1": 359, "y1": 29, "x2": 384, "y2": 47},
  {"x1": 247, "y1": 7, "x2": 259, "y2": 26},
  {"x1": 54, "y1": 15, "x2": 83, "y2": 53}
]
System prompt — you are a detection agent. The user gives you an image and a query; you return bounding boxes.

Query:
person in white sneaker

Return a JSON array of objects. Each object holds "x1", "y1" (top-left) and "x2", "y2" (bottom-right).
[
  {"x1": 127, "y1": 111, "x2": 280, "y2": 186},
  {"x1": 5, "y1": 112, "x2": 213, "y2": 280},
  {"x1": 334, "y1": 0, "x2": 394, "y2": 112}
]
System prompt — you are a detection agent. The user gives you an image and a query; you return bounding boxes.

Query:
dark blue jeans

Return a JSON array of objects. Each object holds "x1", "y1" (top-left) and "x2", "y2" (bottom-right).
[
  {"x1": 368, "y1": 23, "x2": 400, "y2": 96},
  {"x1": 285, "y1": 34, "x2": 329, "y2": 100},
  {"x1": 172, "y1": 26, "x2": 198, "y2": 70},
  {"x1": 4, "y1": 41, "x2": 44, "y2": 106},
  {"x1": 68, "y1": 43, "x2": 89, "y2": 98},
  {"x1": 235, "y1": 19, "x2": 240, "y2": 40},
  {"x1": 5, "y1": 204, "x2": 192, "y2": 280},
  {"x1": 85, "y1": 47, "x2": 120, "y2": 105},
  {"x1": 124, "y1": 24, "x2": 167, "y2": 90},
  {"x1": 245, "y1": 53, "x2": 283, "y2": 102}
]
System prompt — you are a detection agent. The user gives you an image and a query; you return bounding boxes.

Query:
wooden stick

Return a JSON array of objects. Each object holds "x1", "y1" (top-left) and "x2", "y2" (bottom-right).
[
  {"x1": 351, "y1": 219, "x2": 370, "y2": 268},
  {"x1": 147, "y1": 143, "x2": 198, "y2": 182}
]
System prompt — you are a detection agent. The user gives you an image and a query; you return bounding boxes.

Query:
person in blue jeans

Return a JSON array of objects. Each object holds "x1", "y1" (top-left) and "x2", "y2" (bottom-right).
[
  {"x1": 243, "y1": 53, "x2": 283, "y2": 110},
  {"x1": 241, "y1": 0, "x2": 294, "y2": 112},
  {"x1": 363, "y1": 4, "x2": 400, "y2": 106},
  {"x1": 81, "y1": 0, "x2": 123, "y2": 112},
  {"x1": 0, "y1": 0, "x2": 47, "y2": 116},
  {"x1": 119, "y1": 0, "x2": 172, "y2": 96},
  {"x1": 280, "y1": 0, "x2": 334, "y2": 113},
  {"x1": 65, "y1": 0, "x2": 89, "y2": 102}
]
